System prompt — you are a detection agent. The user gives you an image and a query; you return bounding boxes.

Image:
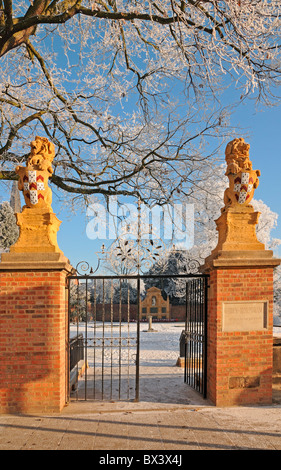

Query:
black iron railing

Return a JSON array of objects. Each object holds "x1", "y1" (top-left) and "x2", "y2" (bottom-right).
[{"x1": 184, "y1": 277, "x2": 208, "y2": 398}]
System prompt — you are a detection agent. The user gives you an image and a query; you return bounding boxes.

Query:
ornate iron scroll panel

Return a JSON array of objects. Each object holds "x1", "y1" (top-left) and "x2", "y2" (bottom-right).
[{"x1": 184, "y1": 277, "x2": 208, "y2": 398}]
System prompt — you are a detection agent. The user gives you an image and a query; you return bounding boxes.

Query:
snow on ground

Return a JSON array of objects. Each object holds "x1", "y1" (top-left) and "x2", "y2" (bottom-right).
[
  {"x1": 274, "y1": 326, "x2": 281, "y2": 337},
  {"x1": 140, "y1": 322, "x2": 185, "y2": 366},
  {"x1": 70, "y1": 322, "x2": 192, "y2": 404},
  {"x1": 71, "y1": 323, "x2": 281, "y2": 404},
  {"x1": 71, "y1": 322, "x2": 281, "y2": 370},
  {"x1": 70, "y1": 321, "x2": 185, "y2": 368}
]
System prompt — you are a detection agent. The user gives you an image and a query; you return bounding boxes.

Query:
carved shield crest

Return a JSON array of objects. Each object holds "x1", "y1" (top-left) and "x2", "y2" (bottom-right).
[
  {"x1": 233, "y1": 172, "x2": 254, "y2": 204},
  {"x1": 226, "y1": 168, "x2": 259, "y2": 208},
  {"x1": 22, "y1": 170, "x2": 46, "y2": 206}
]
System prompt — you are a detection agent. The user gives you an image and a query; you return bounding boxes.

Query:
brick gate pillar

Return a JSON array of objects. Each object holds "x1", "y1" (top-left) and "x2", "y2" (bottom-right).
[
  {"x1": 0, "y1": 254, "x2": 72, "y2": 414},
  {"x1": 0, "y1": 136, "x2": 73, "y2": 414},
  {"x1": 202, "y1": 138, "x2": 281, "y2": 407},
  {"x1": 204, "y1": 251, "x2": 280, "y2": 406}
]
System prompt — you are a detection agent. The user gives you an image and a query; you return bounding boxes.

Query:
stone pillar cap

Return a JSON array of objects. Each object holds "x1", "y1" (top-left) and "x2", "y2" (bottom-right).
[
  {"x1": 0, "y1": 251, "x2": 74, "y2": 272},
  {"x1": 202, "y1": 250, "x2": 281, "y2": 272}
]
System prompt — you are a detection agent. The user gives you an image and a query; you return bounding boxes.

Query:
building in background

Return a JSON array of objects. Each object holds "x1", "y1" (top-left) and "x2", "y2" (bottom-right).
[{"x1": 140, "y1": 287, "x2": 170, "y2": 321}]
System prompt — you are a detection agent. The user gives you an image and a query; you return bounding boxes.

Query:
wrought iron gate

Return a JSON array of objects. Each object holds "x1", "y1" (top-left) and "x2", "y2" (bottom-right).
[
  {"x1": 67, "y1": 274, "x2": 141, "y2": 402},
  {"x1": 184, "y1": 277, "x2": 208, "y2": 398},
  {"x1": 67, "y1": 270, "x2": 209, "y2": 402}
]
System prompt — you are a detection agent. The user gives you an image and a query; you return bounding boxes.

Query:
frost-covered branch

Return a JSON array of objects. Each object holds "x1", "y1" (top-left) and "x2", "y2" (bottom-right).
[{"x1": 0, "y1": 1, "x2": 280, "y2": 205}]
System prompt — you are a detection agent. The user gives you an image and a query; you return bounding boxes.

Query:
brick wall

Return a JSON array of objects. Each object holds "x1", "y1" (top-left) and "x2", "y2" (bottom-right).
[
  {"x1": 207, "y1": 267, "x2": 274, "y2": 406},
  {"x1": 0, "y1": 269, "x2": 68, "y2": 414},
  {"x1": 87, "y1": 303, "x2": 187, "y2": 322}
]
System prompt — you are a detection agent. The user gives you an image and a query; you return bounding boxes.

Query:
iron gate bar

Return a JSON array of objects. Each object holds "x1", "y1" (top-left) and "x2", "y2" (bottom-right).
[
  {"x1": 93, "y1": 278, "x2": 96, "y2": 399},
  {"x1": 67, "y1": 272, "x2": 209, "y2": 402},
  {"x1": 204, "y1": 276, "x2": 208, "y2": 398},
  {"x1": 118, "y1": 280, "x2": 122, "y2": 399},
  {"x1": 68, "y1": 274, "x2": 208, "y2": 280},
  {"x1": 101, "y1": 278, "x2": 105, "y2": 399},
  {"x1": 135, "y1": 276, "x2": 141, "y2": 402},
  {"x1": 67, "y1": 278, "x2": 71, "y2": 404},
  {"x1": 82, "y1": 278, "x2": 87, "y2": 401},
  {"x1": 184, "y1": 277, "x2": 208, "y2": 398}
]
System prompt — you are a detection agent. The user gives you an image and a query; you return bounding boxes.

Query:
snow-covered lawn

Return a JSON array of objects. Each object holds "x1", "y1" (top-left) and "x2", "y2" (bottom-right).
[
  {"x1": 70, "y1": 322, "x2": 281, "y2": 404},
  {"x1": 70, "y1": 322, "x2": 189, "y2": 403},
  {"x1": 70, "y1": 321, "x2": 185, "y2": 367}
]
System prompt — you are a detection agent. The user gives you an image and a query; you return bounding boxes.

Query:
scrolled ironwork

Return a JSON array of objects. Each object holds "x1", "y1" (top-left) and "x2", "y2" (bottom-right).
[
  {"x1": 186, "y1": 259, "x2": 201, "y2": 274},
  {"x1": 75, "y1": 261, "x2": 93, "y2": 276},
  {"x1": 113, "y1": 237, "x2": 164, "y2": 274}
]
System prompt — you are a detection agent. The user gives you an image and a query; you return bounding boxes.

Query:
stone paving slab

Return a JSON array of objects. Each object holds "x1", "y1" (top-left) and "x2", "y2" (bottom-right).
[
  {"x1": 1, "y1": 362, "x2": 281, "y2": 451},
  {"x1": 1, "y1": 401, "x2": 281, "y2": 451}
]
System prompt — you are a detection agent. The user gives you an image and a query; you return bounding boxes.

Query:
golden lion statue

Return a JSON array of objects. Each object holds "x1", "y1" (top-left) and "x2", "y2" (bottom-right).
[
  {"x1": 27, "y1": 136, "x2": 55, "y2": 174},
  {"x1": 225, "y1": 137, "x2": 252, "y2": 175},
  {"x1": 223, "y1": 138, "x2": 260, "y2": 210}
]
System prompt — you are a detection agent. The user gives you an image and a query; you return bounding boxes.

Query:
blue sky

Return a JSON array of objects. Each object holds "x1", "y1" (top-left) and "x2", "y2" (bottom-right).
[{"x1": 51, "y1": 96, "x2": 281, "y2": 271}]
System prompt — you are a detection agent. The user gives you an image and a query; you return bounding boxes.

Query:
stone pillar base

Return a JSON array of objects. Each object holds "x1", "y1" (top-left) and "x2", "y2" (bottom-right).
[
  {"x1": 176, "y1": 357, "x2": 185, "y2": 368},
  {"x1": 10, "y1": 207, "x2": 62, "y2": 254},
  {"x1": 211, "y1": 206, "x2": 264, "y2": 255}
]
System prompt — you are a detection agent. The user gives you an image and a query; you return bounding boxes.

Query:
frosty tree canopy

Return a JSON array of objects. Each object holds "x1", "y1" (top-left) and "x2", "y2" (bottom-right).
[{"x1": 0, "y1": 1, "x2": 281, "y2": 205}]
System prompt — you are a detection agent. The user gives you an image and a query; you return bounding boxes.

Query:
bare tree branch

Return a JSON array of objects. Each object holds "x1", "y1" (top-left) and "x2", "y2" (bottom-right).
[{"x1": 0, "y1": 1, "x2": 280, "y2": 206}]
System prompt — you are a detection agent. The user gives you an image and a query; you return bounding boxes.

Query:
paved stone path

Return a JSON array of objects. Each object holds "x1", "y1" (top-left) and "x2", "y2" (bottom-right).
[
  {"x1": 1, "y1": 401, "x2": 281, "y2": 450},
  {"x1": 1, "y1": 364, "x2": 281, "y2": 451}
]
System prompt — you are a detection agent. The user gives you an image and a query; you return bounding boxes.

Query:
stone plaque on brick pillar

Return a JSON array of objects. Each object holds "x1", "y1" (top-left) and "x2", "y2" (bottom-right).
[
  {"x1": 0, "y1": 137, "x2": 72, "y2": 414},
  {"x1": 222, "y1": 301, "x2": 268, "y2": 332},
  {"x1": 202, "y1": 137, "x2": 281, "y2": 407}
]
